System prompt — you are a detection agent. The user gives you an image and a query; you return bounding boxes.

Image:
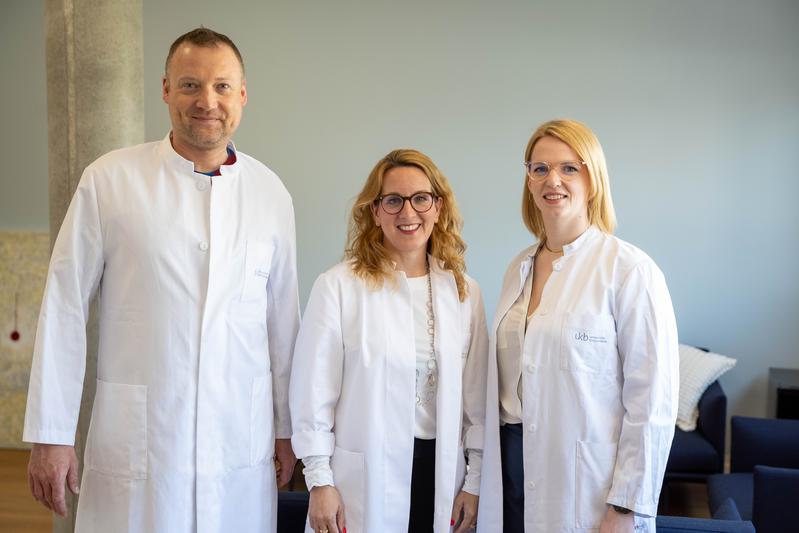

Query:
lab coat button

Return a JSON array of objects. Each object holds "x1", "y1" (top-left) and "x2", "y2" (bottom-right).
[
  {"x1": 526, "y1": 364, "x2": 535, "y2": 373},
  {"x1": 198, "y1": 241, "x2": 209, "y2": 252},
  {"x1": 553, "y1": 263, "x2": 562, "y2": 271},
  {"x1": 528, "y1": 480, "x2": 536, "y2": 489},
  {"x1": 196, "y1": 180, "x2": 208, "y2": 191},
  {"x1": 528, "y1": 423, "x2": 537, "y2": 432}
]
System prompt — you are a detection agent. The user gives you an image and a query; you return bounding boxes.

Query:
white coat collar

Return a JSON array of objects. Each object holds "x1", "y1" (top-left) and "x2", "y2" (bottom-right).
[
  {"x1": 495, "y1": 226, "x2": 602, "y2": 332},
  {"x1": 562, "y1": 225, "x2": 600, "y2": 256},
  {"x1": 158, "y1": 132, "x2": 240, "y2": 178},
  {"x1": 519, "y1": 224, "x2": 600, "y2": 271}
]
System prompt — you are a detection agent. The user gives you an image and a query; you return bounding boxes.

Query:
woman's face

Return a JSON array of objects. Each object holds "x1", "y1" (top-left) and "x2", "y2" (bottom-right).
[
  {"x1": 372, "y1": 165, "x2": 441, "y2": 262},
  {"x1": 528, "y1": 136, "x2": 591, "y2": 232}
]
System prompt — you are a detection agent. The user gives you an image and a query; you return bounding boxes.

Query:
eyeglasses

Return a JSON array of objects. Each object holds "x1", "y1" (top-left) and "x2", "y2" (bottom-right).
[
  {"x1": 375, "y1": 192, "x2": 437, "y2": 215},
  {"x1": 524, "y1": 160, "x2": 587, "y2": 181}
]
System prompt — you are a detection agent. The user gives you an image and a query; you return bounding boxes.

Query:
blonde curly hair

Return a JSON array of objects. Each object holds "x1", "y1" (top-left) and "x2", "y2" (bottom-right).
[{"x1": 345, "y1": 149, "x2": 468, "y2": 301}]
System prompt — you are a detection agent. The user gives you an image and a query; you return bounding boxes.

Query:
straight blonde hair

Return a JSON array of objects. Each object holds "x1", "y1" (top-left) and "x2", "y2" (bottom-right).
[{"x1": 521, "y1": 119, "x2": 617, "y2": 239}]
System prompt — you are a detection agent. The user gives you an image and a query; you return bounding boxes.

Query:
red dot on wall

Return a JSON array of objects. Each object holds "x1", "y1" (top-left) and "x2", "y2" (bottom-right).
[{"x1": 10, "y1": 331, "x2": 20, "y2": 342}]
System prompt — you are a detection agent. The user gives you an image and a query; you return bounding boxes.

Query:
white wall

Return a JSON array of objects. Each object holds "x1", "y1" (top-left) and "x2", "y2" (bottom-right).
[{"x1": 3, "y1": 0, "x2": 799, "y2": 422}]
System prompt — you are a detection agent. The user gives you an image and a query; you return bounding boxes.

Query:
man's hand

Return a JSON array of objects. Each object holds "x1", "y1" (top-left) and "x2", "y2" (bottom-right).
[
  {"x1": 451, "y1": 490, "x2": 479, "y2": 532},
  {"x1": 28, "y1": 443, "x2": 79, "y2": 517},
  {"x1": 599, "y1": 505, "x2": 635, "y2": 533},
  {"x1": 274, "y1": 438, "x2": 297, "y2": 488}
]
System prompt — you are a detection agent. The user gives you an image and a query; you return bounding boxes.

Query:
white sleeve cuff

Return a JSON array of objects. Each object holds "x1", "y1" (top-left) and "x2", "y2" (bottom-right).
[
  {"x1": 461, "y1": 449, "x2": 483, "y2": 495},
  {"x1": 302, "y1": 455, "x2": 335, "y2": 490}
]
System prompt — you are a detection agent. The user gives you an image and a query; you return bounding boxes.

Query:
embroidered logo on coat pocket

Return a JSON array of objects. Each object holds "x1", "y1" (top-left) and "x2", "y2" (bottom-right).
[
  {"x1": 241, "y1": 240, "x2": 273, "y2": 302},
  {"x1": 562, "y1": 312, "x2": 617, "y2": 374}
]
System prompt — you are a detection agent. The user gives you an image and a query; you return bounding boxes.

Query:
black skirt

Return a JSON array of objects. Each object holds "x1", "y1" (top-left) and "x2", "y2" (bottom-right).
[{"x1": 408, "y1": 437, "x2": 436, "y2": 533}]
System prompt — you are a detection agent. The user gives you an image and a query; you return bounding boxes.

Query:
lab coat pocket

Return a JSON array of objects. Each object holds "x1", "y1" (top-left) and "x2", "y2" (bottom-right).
[
  {"x1": 242, "y1": 239, "x2": 273, "y2": 302},
  {"x1": 331, "y1": 446, "x2": 365, "y2": 532},
  {"x1": 575, "y1": 440, "x2": 618, "y2": 529},
  {"x1": 561, "y1": 312, "x2": 618, "y2": 374},
  {"x1": 250, "y1": 373, "x2": 275, "y2": 466},
  {"x1": 85, "y1": 379, "x2": 147, "y2": 479}
]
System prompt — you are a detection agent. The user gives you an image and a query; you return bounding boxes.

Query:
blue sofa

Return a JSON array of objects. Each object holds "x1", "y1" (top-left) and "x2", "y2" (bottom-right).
[
  {"x1": 707, "y1": 416, "x2": 799, "y2": 533},
  {"x1": 655, "y1": 515, "x2": 754, "y2": 533},
  {"x1": 665, "y1": 380, "x2": 727, "y2": 483}
]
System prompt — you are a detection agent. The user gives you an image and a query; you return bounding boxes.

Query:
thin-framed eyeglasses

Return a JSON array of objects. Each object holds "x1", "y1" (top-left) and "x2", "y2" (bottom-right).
[
  {"x1": 524, "y1": 160, "x2": 587, "y2": 181},
  {"x1": 374, "y1": 192, "x2": 438, "y2": 215}
]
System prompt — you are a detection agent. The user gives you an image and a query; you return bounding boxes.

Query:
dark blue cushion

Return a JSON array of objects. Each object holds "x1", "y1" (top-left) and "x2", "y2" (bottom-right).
[
  {"x1": 712, "y1": 497, "x2": 742, "y2": 521},
  {"x1": 752, "y1": 465, "x2": 799, "y2": 533},
  {"x1": 667, "y1": 428, "x2": 722, "y2": 473},
  {"x1": 656, "y1": 516, "x2": 755, "y2": 532},
  {"x1": 730, "y1": 416, "x2": 799, "y2": 472},
  {"x1": 707, "y1": 473, "x2": 752, "y2": 520}
]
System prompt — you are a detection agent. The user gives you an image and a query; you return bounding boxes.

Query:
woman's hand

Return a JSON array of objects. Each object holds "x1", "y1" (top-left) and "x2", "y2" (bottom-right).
[
  {"x1": 451, "y1": 490, "x2": 479, "y2": 532},
  {"x1": 599, "y1": 505, "x2": 635, "y2": 533},
  {"x1": 308, "y1": 485, "x2": 346, "y2": 533}
]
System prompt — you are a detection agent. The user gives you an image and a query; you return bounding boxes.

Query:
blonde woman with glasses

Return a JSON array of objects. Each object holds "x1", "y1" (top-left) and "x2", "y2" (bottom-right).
[
  {"x1": 290, "y1": 149, "x2": 496, "y2": 533},
  {"x1": 480, "y1": 119, "x2": 679, "y2": 532}
]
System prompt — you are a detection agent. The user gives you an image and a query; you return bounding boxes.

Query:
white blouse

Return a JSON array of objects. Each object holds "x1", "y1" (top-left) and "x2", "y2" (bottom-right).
[
  {"x1": 496, "y1": 267, "x2": 533, "y2": 425},
  {"x1": 408, "y1": 275, "x2": 437, "y2": 439}
]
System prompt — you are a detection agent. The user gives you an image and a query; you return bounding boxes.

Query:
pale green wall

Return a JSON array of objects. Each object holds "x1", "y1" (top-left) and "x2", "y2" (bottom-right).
[
  {"x1": 0, "y1": 0, "x2": 48, "y2": 231},
  {"x1": 3, "y1": 0, "x2": 799, "y2": 424}
]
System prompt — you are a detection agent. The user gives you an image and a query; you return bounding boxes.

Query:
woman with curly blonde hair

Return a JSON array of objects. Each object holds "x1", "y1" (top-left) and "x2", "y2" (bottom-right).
[{"x1": 290, "y1": 149, "x2": 494, "y2": 533}]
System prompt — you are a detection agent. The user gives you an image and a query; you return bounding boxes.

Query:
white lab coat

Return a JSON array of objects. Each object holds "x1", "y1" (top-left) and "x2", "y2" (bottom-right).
[
  {"x1": 481, "y1": 227, "x2": 678, "y2": 532},
  {"x1": 290, "y1": 259, "x2": 494, "y2": 533},
  {"x1": 23, "y1": 134, "x2": 300, "y2": 533}
]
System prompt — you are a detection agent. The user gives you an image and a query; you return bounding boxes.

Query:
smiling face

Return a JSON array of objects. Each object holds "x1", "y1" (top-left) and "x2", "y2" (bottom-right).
[
  {"x1": 162, "y1": 43, "x2": 247, "y2": 160},
  {"x1": 372, "y1": 165, "x2": 441, "y2": 269},
  {"x1": 528, "y1": 135, "x2": 591, "y2": 236}
]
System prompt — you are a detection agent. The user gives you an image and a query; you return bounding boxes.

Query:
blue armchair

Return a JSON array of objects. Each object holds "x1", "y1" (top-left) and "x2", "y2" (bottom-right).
[
  {"x1": 655, "y1": 516, "x2": 754, "y2": 533},
  {"x1": 665, "y1": 380, "x2": 727, "y2": 483},
  {"x1": 707, "y1": 416, "x2": 799, "y2": 533}
]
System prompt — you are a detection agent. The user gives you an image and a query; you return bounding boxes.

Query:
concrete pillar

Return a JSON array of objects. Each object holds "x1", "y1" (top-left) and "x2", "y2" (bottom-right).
[{"x1": 44, "y1": 1, "x2": 143, "y2": 530}]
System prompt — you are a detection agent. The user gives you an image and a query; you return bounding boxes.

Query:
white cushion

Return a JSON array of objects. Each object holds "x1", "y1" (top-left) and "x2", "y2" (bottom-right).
[{"x1": 677, "y1": 344, "x2": 736, "y2": 431}]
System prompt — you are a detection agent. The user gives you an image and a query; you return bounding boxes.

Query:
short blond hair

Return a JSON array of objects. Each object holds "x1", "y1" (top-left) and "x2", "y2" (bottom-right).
[
  {"x1": 345, "y1": 149, "x2": 468, "y2": 301},
  {"x1": 521, "y1": 119, "x2": 617, "y2": 239}
]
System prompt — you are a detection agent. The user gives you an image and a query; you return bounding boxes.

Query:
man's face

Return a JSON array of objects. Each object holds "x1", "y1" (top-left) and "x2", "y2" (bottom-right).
[{"x1": 162, "y1": 43, "x2": 247, "y2": 155}]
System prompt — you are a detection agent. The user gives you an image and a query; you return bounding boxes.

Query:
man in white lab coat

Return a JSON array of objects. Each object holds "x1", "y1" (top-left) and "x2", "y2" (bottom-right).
[{"x1": 23, "y1": 28, "x2": 300, "y2": 532}]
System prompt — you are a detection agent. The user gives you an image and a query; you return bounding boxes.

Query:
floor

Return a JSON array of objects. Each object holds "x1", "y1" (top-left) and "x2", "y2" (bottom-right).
[
  {"x1": 660, "y1": 481, "x2": 712, "y2": 518},
  {"x1": 0, "y1": 448, "x2": 709, "y2": 531},
  {"x1": 0, "y1": 449, "x2": 51, "y2": 533}
]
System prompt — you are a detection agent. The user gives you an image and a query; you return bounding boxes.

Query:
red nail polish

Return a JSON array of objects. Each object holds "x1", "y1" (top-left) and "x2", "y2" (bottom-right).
[
  {"x1": 450, "y1": 519, "x2": 455, "y2": 526},
  {"x1": 343, "y1": 529, "x2": 347, "y2": 533}
]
